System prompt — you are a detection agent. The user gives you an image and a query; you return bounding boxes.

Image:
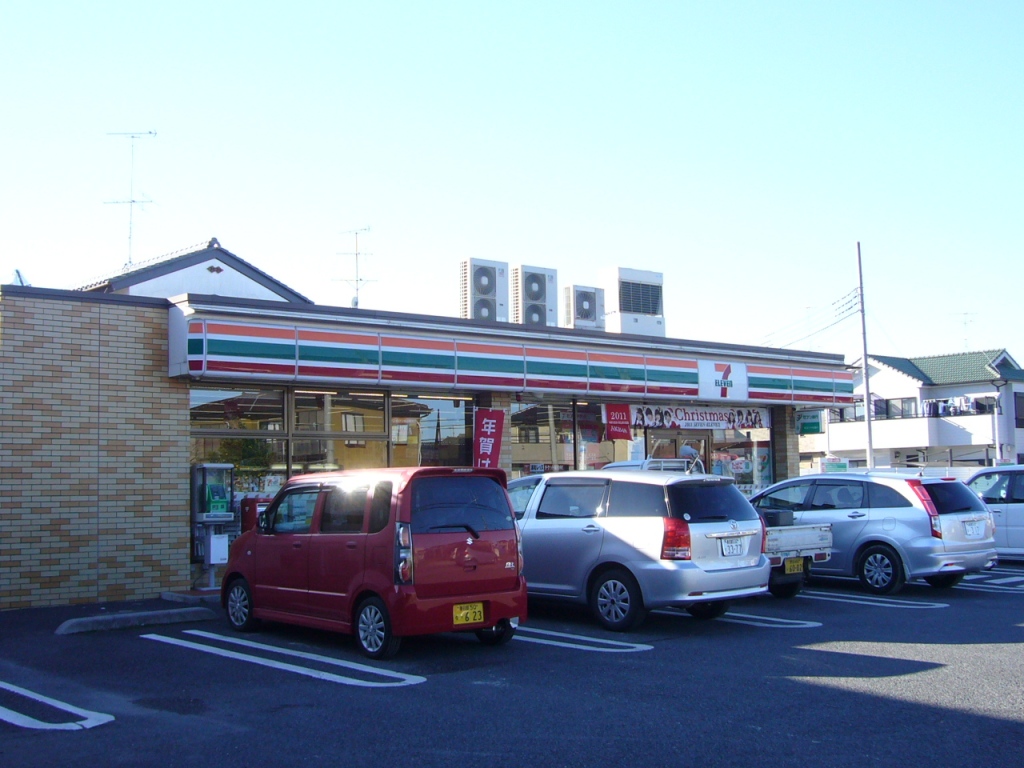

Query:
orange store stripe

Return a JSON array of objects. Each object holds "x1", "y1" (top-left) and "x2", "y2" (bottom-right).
[
  {"x1": 792, "y1": 368, "x2": 831, "y2": 379},
  {"x1": 381, "y1": 337, "x2": 455, "y2": 351},
  {"x1": 646, "y1": 357, "x2": 698, "y2": 369},
  {"x1": 749, "y1": 365, "x2": 791, "y2": 376},
  {"x1": 526, "y1": 347, "x2": 587, "y2": 361},
  {"x1": 589, "y1": 352, "x2": 645, "y2": 366},
  {"x1": 206, "y1": 322, "x2": 295, "y2": 340},
  {"x1": 457, "y1": 342, "x2": 522, "y2": 356},
  {"x1": 298, "y1": 329, "x2": 377, "y2": 345}
]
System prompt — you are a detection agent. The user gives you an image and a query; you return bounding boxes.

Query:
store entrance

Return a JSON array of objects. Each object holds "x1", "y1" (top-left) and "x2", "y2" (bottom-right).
[{"x1": 646, "y1": 430, "x2": 711, "y2": 473}]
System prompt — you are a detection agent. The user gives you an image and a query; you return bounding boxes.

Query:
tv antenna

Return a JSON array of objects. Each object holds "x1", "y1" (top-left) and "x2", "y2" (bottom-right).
[
  {"x1": 105, "y1": 130, "x2": 156, "y2": 271},
  {"x1": 337, "y1": 227, "x2": 375, "y2": 307}
]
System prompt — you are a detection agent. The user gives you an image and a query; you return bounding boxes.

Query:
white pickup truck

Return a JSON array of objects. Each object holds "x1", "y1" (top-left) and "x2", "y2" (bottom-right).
[{"x1": 761, "y1": 510, "x2": 832, "y2": 598}]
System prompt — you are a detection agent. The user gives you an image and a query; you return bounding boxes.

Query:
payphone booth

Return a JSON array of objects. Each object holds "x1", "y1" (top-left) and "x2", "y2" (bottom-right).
[{"x1": 191, "y1": 463, "x2": 234, "y2": 589}]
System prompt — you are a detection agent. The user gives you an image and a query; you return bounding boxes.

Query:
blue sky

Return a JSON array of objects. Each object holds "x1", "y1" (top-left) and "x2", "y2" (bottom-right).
[{"x1": 2, "y1": 2, "x2": 1021, "y2": 364}]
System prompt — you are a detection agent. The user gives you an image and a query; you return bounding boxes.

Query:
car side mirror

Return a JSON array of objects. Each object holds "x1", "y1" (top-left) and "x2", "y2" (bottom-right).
[{"x1": 257, "y1": 510, "x2": 270, "y2": 532}]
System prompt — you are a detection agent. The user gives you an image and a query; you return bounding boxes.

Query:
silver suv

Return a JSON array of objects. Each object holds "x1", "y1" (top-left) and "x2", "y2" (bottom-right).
[
  {"x1": 508, "y1": 470, "x2": 769, "y2": 630},
  {"x1": 750, "y1": 472, "x2": 997, "y2": 594}
]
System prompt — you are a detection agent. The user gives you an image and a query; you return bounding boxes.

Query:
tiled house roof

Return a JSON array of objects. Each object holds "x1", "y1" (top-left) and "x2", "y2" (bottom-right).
[
  {"x1": 77, "y1": 238, "x2": 313, "y2": 303},
  {"x1": 872, "y1": 350, "x2": 1022, "y2": 386}
]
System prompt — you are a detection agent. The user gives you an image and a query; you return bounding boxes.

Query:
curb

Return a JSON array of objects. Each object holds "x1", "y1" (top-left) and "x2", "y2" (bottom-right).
[{"x1": 54, "y1": 606, "x2": 218, "y2": 635}]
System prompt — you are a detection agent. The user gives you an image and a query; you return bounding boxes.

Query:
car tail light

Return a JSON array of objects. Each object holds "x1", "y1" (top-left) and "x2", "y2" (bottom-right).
[
  {"x1": 661, "y1": 517, "x2": 691, "y2": 560},
  {"x1": 761, "y1": 519, "x2": 768, "y2": 554},
  {"x1": 907, "y1": 479, "x2": 942, "y2": 538},
  {"x1": 516, "y1": 524, "x2": 524, "y2": 576},
  {"x1": 395, "y1": 522, "x2": 414, "y2": 584}
]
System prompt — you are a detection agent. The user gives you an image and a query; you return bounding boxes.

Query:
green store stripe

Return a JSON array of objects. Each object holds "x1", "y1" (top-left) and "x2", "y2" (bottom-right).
[
  {"x1": 208, "y1": 339, "x2": 294, "y2": 361},
  {"x1": 792, "y1": 379, "x2": 834, "y2": 392},
  {"x1": 590, "y1": 365, "x2": 646, "y2": 381},
  {"x1": 187, "y1": 338, "x2": 204, "y2": 355},
  {"x1": 835, "y1": 381, "x2": 855, "y2": 393},
  {"x1": 749, "y1": 376, "x2": 791, "y2": 391},
  {"x1": 526, "y1": 360, "x2": 589, "y2": 378},
  {"x1": 299, "y1": 344, "x2": 378, "y2": 365},
  {"x1": 458, "y1": 356, "x2": 525, "y2": 375},
  {"x1": 382, "y1": 350, "x2": 455, "y2": 370},
  {"x1": 647, "y1": 370, "x2": 699, "y2": 385}
]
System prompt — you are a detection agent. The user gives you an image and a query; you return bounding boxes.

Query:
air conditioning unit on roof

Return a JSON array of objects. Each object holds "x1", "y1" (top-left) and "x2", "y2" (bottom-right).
[
  {"x1": 562, "y1": 285, "x2": 605, "y2": 330},
  {"x1": 512, "y1": 265, "x2": 557, "y2": 327},
  {"x1": 601, "y1": 267, "x2": 665, "y2": 337},
  {"x1": 460, "y1": 258, "x2": 509, "y2": 322}
]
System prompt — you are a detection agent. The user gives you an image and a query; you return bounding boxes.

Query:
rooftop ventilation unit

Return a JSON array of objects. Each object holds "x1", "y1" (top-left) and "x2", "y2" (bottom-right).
[
  {"x1": 512, "y1": 265, "x2": 557, "y2": 327},
  {"x1": 602, "y1": 267, "x2": 665, "y2": 337},
  {"x1": 460, "y1": 258, "x2": 509, "y2": 322},
  {"x1": 562, "y1": 285, "x2": 605, "y2": 330}
]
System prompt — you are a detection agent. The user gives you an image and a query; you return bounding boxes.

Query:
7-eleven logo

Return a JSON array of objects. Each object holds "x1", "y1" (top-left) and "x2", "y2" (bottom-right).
[{"x1": 715, "y1": 363, "x2": 734, "y2": 398}]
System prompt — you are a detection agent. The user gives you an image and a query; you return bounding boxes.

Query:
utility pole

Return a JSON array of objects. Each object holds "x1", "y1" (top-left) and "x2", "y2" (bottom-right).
[
  {"x1": 105, "y1": 130, "x2": 157, "y2": 270},
  {"x1": 857, "y1": 242, "x2": 875, "y2": 469},
  {"x1": 338, "y1": 227, "x2": 374, "y2": 307}
]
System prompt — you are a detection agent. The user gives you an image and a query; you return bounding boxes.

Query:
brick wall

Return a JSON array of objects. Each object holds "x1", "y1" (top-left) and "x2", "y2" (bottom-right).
[{"x1": 0, "y1": 292, "x2": 191, "y2": 609}]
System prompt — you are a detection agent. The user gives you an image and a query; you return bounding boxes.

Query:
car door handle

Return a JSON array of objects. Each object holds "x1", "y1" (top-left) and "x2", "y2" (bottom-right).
[
  {"x1": 292, "y1": 542, "x2": 303, "y2": 548},
  {"x1": 346, "y1": 541, "x2": 358, "y2": 549},
  {"x1": 581, "y1": 525, "x2": 601, "y2": 533},
  {"x1": 847, "y1": 512, "x2": 866, "y2": 518}
]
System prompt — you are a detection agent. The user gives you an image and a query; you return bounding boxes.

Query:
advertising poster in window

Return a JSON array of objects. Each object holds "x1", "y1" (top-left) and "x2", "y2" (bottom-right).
[
  {"x1": 603, "y1": 404, "x2": 633, "y2": 440},
  {"x1": 473, "y1": 408, "x2": 506, "y2": 469}
]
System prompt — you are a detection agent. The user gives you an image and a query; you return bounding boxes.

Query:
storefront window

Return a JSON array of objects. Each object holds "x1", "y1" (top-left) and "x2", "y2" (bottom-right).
[
  {"x1": 390, "y1": 394, "x2": 471, "y2": 468},
  {"x1": 291, "y1": 438, "x2": 388, "y2": 473},
  {"x1": 191, "y1": 437, "x2": 288, "y2": 496},
  {"x1": 190, "y1": 387, "x2": 285, "y2": 431},
  {"x1": 510, "y1": 400, "x2": 575, "y2": 477},
  {"x1": 711, "y1": 428, "x2": 772, "y2": 496},
  {"x1": 575, "y1": 403, "x2": 623, "y2": 470},
  {"x1": 293, "y1": 389, "x2": 386, "y2": 434}
]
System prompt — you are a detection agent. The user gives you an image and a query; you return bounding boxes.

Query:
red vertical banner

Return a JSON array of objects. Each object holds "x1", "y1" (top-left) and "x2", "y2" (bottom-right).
[
  {"x1": 603, "y1": 404, "x2": 633, "y2": 441},
  {"x1": 473, "y1": 408, "x2": 506, "y2": 468}
]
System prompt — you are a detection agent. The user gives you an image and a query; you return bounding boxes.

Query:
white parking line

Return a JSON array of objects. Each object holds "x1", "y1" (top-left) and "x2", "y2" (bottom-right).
[
  {"x1": 718, "y1": 613, "x2": 823, "y2": 629},
  {"x1": 984, "y1": 576, "x2": 1024, "y2": 585},
  {"x1": 513, "y1": 626, "x2": 652, "y2": 652},
  {"x1": 797, "y1": 591, "x2": 948, "y2": 609},
  {"x1": 142, "y1": 631, "x2": 425, "y2": 687},
  {"x1": 962, "y1": 573, "x2": 989, "y2": 580},
  {"x1": 0, "y1": 680, "x2": 115, "y2": 731}
]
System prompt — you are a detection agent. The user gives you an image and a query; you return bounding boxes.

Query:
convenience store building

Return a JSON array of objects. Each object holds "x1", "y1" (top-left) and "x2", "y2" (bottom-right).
[{"x1": 0, "y1": 241, "x2": 853, "y2": 608}]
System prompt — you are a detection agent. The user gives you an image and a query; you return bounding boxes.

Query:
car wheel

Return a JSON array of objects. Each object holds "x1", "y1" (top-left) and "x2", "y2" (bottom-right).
[
  {"x1": 475, "y1": 618, "x2": 517, "y2": 646},
  {"x1": 686, "y1": 601, "x2": 730, "y2": 620},
  {"x1": 769, "y1": 579, "x2": 803, "y2": 599},
  {"x1": 857, "y1": 544, "x2": 906, "y2": 595},
  {"x1": 924, "y1": 573, "x2": 964, "y2": 589},
  {"x1": 226, "y1": 578, "x2": 258, "y2": 632},
  {"x1": 590, "y1": 569, "x2": 646, "y2": 631},
  {"x1": 355, "y1": 597, "x2": 402, "y2": 660}
]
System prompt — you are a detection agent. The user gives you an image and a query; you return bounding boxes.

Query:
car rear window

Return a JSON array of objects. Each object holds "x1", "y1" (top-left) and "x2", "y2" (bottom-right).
[
  {"x1": 409, "y1": 476, "x2": 515, "y2": 533},
  {"x1": 920, "y1": 481, "x2": 987, "y2": 514},
  {"x1": 666, "y1": 482, "x2": 760, "y2": 522}
]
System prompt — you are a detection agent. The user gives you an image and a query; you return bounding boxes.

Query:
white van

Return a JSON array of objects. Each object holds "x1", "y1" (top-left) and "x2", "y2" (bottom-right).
[{"x1": 968, "y1": 466, "x2": 1024, "y2": 558}]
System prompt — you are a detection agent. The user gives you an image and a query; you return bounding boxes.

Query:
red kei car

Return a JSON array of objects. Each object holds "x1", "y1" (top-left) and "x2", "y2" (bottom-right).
[{"x1": 221, "y1": 466, "x2": 528, "y2": 659}]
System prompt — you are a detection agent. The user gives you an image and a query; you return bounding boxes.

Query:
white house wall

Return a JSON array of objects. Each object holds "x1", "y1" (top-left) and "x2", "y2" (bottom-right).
[{"x1": 124, "y1": 260, "x2": 290, "y2": 302}]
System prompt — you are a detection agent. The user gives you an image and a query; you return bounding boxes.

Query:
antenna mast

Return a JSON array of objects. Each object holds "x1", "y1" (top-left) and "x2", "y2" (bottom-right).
[
  {"x1": 338, "y1": 227, "x2": 375, "y2": 307},
  {"x1": 105, "y1": 130, "x2": 156, "y2": 271}
]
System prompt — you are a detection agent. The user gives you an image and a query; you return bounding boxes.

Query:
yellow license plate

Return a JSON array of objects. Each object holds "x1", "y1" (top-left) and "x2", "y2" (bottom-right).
[
  {"x1": 784, "y1": 557, "x2": 804, "y2": 575},
  {"x1": 453, "y1": 602, "x2": 485, "y2": 626}
]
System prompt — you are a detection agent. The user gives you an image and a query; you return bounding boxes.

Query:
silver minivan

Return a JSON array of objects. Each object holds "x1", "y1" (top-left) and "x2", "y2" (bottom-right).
[
  {"x1": 509, "y1": 470, "x2": 769, "y2": 630},
  {"x1": 750, "y1": 472, "x2": 997, "y2": 594},
  {"x1": 967, "y1": 465, "x2": 1024, "y2": 558}
]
